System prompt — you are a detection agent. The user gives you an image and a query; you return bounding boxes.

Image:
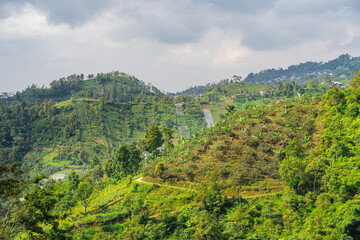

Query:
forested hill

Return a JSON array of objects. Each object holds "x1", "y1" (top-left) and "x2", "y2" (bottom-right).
[
  {"x1": 0, "y1": 71, "x2": 208, "y2": 176},
  {"x1": 4, "y1": 71, "x2": 360, "y2": 239},
  {"x1": 3, "y1": 71, "x2": 164, "y2": 104},
  {"x1": 0, "y1": 68, "x2": 338, "y2": 176},
  {"x1": 244, "y1": 53, "x2": 360, "y2": 84},
  {"x1": 175, "y1": 54, "x2": 359, "y2": 96}
]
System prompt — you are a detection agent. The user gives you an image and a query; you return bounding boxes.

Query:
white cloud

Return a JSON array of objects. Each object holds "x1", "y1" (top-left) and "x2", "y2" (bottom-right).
[
  {"x1": 0, "y1": 4, "x2": 68, "y2": 39},
  {"x1": 1, "y1": 0, "x2": 360, "y2": 93}
]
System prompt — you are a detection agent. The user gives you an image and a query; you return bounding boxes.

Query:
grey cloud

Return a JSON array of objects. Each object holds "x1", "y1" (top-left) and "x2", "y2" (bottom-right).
[
  {"x1": 199, "y1": 0, "x2": 277, "y2": 14},
  {"x1": 1, "y1": 0, "x2": 360, "y2": 93},
  {"x1": 107, "y1": 1, "x2": 218, "y2": 44},
  {"x1": 0, "y1": 0, "x2": 115, "y2": 26},
  {"x1": 225, "y1": 0, "x2": 360, "y2": 51},
  {"x1": 0, "y1": 1, "x2": 23, "y2": 19}
]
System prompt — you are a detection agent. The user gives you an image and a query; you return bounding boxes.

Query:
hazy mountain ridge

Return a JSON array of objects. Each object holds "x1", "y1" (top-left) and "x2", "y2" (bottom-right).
[
  {"x1": 175, "y1": 54, "x2": 359, "y2": 96},
  {"x1": 244, "y1": 53, "x2": 360, "y2": 84}
]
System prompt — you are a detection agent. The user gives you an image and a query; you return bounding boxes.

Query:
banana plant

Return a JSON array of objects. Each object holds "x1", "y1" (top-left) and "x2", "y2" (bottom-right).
[
  {"x1": 274, "y1": 131, "x2": 282, "y2": 138},
  {"x1": 303, "y1": 134, "x2": 311, "y2": 143},
  {"x1": 253, "y1": 132, "x2": 262, "y2": 140},
  {"x1": 273, "y1": 149, "x2": 283, "y2": 158},
  {"x1": 242, "y1": 104, "x2": 251, "y2": 110}
]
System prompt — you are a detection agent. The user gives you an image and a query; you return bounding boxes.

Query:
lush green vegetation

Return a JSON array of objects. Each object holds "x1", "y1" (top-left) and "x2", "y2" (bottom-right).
[
  {"x1": 244, "y1": 53, "x2": 360, "y2": 84},
  {"x1": 0, "y1": 74, "x2": 207, "y2": 176},
  {"x1": 6, "y1": 72, "x2": 163, "y2": 104},
  {"x1": 2, "y1": 69, "x2": 360, "y2": 239},
  {"x1": 1, "y1": 70, "x2": 332, "y2": 177},
  {"x1": 174, "y1": 54, "x2": 358, "y2": 97}
]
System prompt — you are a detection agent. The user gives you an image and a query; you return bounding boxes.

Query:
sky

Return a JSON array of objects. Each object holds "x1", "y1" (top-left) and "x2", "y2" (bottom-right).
[{"x1": 1, "y1": 0, "x2": 360, "y2": 93}]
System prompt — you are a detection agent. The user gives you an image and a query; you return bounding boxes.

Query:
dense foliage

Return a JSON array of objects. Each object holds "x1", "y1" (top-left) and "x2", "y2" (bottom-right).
[
  {"x1": 2, "y1": 69, "x2": 360, "y2": 239},
  {"x1": 244, "y1": 53, "x2": 360, "y2": 84}
]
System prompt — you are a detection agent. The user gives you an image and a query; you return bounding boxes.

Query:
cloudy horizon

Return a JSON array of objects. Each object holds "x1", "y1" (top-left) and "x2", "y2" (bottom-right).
[{"x1": 1, "y1": 0, "x2": 360, "y2": 93}]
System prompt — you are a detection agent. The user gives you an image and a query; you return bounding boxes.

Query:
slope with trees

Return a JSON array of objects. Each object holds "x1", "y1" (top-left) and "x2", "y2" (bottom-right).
[{"x1": 3, "y1": 70, "x2": 360, "y2": 239}]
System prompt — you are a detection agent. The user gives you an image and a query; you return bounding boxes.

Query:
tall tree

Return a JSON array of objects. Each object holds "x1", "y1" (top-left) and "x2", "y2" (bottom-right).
[
  {"x1": 76, "y1": 182, "x2": 92, "y2": 214},
  {"x1": 0, "y1": 162, "x2": 44, "y2": 239},
  {"x1": 144, "y1": 125, "x2": 164, "y2": 152},
  {"x1": 162, "y1": 127, "x2": 175, "y2": 149},
  {"x1": 112, "y1": 144, "x2": 143, "y2": 177},
  {"x1": 21, "y1": 186, "x2": 69, "y2": 239}
]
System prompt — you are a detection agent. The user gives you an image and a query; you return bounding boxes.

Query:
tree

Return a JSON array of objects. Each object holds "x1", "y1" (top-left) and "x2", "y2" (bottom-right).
[
  {"x1": 0, "y1": 162, "x2": 26, "y2": 199},
  {"x1": 90, "y1": 156, "x2": 101, "y2": 169},
  {"x1": 78, "y1": 150, "x2": 87, "y2": 164},
  {"x1": 279, "y1": 156, "x2": 310, "y2": 194},
  {"x1": 0, "y1": 162, "x2": 44, "y2": 239},
  {"x1": 154, "y1": 162, "x2": 165, "y2": 178},
  {"x1": 162, "y1": 127, "x2": 175, "y2": 149},
  {"x1": 21, "y1": 187, "x2": 69, "y2": 239},
  {"x1": 350, "y1": 70, "x2": 360, "y2": 89},
  {"x1": 104, "y1": 159, "x2": 113, "y2": 178},
  {"x1": 232, "y1": 75, "x2": 242, "y2": 82},
  {"x1": 68, "y1": 171, "x2": 80, "y2": 191},
  {"x1": 197, "y1": 171, "x2": 226, "y2": 216},
  {"x1": 144, "y1": 125, "x2": 164, "y2": 152},
  {"x1": 63, "y1": 125, "x2": 71, "y2": 138},
  {"x1": 122, "y1": 195, "x2": 144, "y2": 228},
  {"x1": 112, "y1": 144, "x2": 143, "y2": 178},
  {"x1": 76, "y1": 182, "x2": 92, "y2": 214},
  {"x1": 89, "y1": 165, "x2": 104, "y2": 183},
  {"x1": 190, "y1": 210, "x2": 223, "y2": 240},
  {"x1": 0, "y1": 162, "x2": 27, "y2": 239}
]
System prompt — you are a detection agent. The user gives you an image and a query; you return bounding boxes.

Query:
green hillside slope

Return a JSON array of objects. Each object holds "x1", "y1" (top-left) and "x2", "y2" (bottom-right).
[
  {"x1": 3, "y1": 71, "x2": 360, "y2": 239},
  {"x1": 6, "y1": 72, "x2": 163, "y2": 104},
  {"x1": 175, "y1": 54, "x2": 357, "y2": 98},
  {"x1": 1, "y1": 71, "x2": 332, "y2": 177},
  {"x1": 0, "y1": 73, "x2": 208, "y2": 176}
]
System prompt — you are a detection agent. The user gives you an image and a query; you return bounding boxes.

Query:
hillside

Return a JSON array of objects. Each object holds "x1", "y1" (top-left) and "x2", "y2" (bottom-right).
[
  {"x1": 3, "y1": 70, "x2": 360, "y2": 239},
  {"x1": 175, "y1": 54, "x2": 358, "y2": 97},
  {"x1": 4, "y1": 72, "x2": 163, "y2": 104},
  {"x1": 143, "y1": 99, "x2": 316, "y2": 192},
  {"x1": 244, "y1": 53, "x2": 360, "y2": 84},
  {"x1": 0, "y1": 96, "x2": 207, "y2": 177},
  {"x1": 64, "y1": 71, "x2": 360, "y2": 239},
  {"x1": 0, "y1": 71, "x2": 333, "y2": 178},
  {"x1": 3, "y1": 71, "x2": 360, "y2": 239},
  {"x1": 0, "y1": 72, "x2": 206, "y2": 176}
]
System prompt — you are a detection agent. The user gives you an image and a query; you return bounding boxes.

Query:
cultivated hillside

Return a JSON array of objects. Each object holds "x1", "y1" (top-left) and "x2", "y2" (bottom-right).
[
  {"x1": 62, "y1": 70, "x2": 360, "y2": 239},
  {"x1": 3, "y1": 71, "x2": 360, "y2": 239}
]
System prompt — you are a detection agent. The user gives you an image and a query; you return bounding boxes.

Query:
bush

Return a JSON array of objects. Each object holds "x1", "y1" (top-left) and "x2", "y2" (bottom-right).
[{"x1": 155, "y1": 162, "x2": 165, "y2": 178}]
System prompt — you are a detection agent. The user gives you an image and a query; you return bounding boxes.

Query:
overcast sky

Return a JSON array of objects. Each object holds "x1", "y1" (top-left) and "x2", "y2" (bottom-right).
[{"x1": 1, "y1": 0, "x2": 360, "y2": 93}]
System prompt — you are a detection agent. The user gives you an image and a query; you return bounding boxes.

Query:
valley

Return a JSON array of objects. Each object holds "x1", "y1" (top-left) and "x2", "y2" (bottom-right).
[{"x1": 2, "y1": 56, "x2": 360, "y2": 239}]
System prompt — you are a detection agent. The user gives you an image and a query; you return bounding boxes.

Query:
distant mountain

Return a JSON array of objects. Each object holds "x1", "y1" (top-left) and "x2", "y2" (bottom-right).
[
  {"x1": 173, "y1": 54, "x2": 359, "y2": 97},
  {"x1": 243, "y1": 53, "x2": 360, "y2": 84}
]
